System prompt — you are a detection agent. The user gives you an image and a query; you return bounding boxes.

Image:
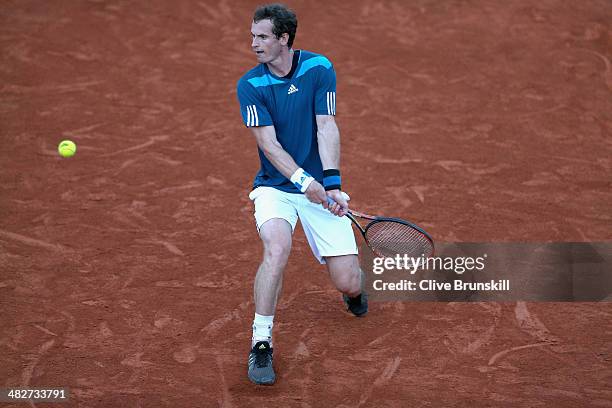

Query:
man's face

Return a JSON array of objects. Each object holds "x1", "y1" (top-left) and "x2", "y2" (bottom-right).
[{"x1": 251, "y1": 19, "x2": 287, "y2": 63}]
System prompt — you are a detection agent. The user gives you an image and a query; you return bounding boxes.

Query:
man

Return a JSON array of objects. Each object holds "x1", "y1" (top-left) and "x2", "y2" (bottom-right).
[{"x1": 236, "y1": 3, "x2": 367, "y2": 386}]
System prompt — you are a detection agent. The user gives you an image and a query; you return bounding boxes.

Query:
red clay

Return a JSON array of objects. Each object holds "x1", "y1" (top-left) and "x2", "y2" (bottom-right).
[{"x1": 1, "y1": 1, "x2": 611, "y2": 407}]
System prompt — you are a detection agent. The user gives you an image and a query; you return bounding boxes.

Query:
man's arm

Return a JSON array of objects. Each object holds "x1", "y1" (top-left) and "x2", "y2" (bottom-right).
[
  {"x1": 249, "y1": 125, "x2": 328, "y2": 207},
  {"x1": 316, "y1": 115, "x2": 348, "y2": 216},
  {"x1": 249, "y1": 125, "x2": 300, "y2": 177},
  {"x1": 316, "y1": 114, "x2": 340, "y2": 169}
]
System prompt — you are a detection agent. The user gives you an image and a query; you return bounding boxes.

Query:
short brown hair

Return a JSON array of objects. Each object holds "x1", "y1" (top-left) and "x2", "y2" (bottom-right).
[{"x1": 253, "y1": 4, "x2": 298, "y2": 48}]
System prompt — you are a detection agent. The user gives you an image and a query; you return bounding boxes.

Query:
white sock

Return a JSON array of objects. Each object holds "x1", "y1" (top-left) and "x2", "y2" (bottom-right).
[{"x1": 252, "y1": 313, "x2": 274, "y2": 347}]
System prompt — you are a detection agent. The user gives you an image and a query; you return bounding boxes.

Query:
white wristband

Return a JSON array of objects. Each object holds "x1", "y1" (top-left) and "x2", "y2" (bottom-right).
[
  {"x1": 290, "y1": 168, "x2": 315, "y2": 193},
  {"x1": 300, "y1": 176, "x2": 315, "y2": 192}
]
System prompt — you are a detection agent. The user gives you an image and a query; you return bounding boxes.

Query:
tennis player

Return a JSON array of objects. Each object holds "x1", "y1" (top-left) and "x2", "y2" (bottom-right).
[{"x1": 236, "y1": 4, "x2": 368, "y2": 385}]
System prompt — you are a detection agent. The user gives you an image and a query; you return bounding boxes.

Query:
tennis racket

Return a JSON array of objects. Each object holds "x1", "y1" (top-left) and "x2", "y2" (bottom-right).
[{"x1": 328, "y1": 197, "x2": 434, "y2": 259}]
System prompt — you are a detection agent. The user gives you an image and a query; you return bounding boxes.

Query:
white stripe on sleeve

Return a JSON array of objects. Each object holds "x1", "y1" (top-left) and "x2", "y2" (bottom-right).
[
  {"x1": 326, "y1": 92, "x2": 336, "y2": 115},
  {"x1": 332, "y1": 92, "x2": 336, "y2": 115},
  {"x1": 253, "y1": 105, "x2": 259, "y2": 126},
  {"x1": 246, "y1": 105, "x2": 252, "y2": 126}
]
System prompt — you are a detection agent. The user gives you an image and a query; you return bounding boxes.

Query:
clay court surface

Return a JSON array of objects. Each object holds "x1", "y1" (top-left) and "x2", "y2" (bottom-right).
[{"x1": 1, "y1": 0, "x2": 611, "y2": 406}]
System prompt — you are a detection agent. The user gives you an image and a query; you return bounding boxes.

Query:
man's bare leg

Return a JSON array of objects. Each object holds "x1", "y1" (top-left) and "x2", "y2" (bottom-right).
[
  {"x1": 325, "y1": 254, "x2": 368, "y2": 316},
  {"x1": 248, "y1": 218, "x2": 292, "y2": 385}
]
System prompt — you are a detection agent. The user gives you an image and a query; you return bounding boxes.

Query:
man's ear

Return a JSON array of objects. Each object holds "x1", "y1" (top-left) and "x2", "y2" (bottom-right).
[{"x1": 279, "y1": 32, "x2": 289, "y2": 46}]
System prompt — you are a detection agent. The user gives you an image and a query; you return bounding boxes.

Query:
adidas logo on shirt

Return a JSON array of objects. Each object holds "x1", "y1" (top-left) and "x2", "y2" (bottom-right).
[{"x1": 287, "y1": 84, "x2": 299, "y2": 95}]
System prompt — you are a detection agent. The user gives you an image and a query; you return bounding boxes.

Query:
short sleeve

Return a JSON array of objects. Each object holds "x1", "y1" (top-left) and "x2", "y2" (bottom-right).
[
  {"x1": 236, "y1": 78, "x2": 273, "y2": 127},
  {"x1": 314, "y1": 65, "x2": 336, "y2": 116}
]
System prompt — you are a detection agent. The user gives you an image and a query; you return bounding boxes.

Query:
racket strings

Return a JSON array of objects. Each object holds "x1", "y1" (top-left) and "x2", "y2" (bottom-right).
[{"x1": 365, "y1": 221, "x2": 433, "y2": 259}]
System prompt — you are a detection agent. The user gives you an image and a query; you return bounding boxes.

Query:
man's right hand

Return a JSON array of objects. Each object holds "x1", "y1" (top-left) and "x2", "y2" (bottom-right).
[{"x1": 304, "y1": 181, "x2": 329, "y2": 208}]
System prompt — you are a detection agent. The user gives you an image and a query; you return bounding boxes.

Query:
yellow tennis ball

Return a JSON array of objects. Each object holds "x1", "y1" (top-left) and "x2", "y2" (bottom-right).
[{"x1": 58, "y1": 140, "x2": 76, "y2": 158}]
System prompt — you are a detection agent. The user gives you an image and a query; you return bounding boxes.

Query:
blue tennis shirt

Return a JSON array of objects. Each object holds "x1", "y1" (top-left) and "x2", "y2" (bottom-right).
[{"x1": 236, "y1": 50, "x2": 337, "y2": 193}]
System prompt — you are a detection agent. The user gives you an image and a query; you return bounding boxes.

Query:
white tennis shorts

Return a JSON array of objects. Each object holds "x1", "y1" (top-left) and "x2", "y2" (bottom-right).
[{"x1": 248, "y1": 187, "x2": 358, "y2": 264}]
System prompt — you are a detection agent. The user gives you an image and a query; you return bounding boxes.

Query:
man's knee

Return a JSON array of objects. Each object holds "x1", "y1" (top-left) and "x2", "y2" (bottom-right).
[
  {"x1": 262, "y1": 242, "x2": 291, "y2": 270},
  {"x1": 259, "y1": 218, "x2": 292, "y2": 272},
  {"x1": 334, "y1": 272, "x2": 360, "y2": 296},
  {"x1": 327, "y1": 255, "x2": 362, "y2": 296}
]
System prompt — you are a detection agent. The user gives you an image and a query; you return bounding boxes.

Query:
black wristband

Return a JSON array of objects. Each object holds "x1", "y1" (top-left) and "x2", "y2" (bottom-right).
[{"x1": 323, "y1": 169, "x2": 341, "y2": 191}]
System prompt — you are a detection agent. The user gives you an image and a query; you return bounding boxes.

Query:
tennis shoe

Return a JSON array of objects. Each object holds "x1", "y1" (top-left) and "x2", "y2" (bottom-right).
[
  {"x1": 343, "y1": 269, "x2": 368, "y2": 317},
  {"x1": 248, "y1": 341, "x2": 275, "y2": 385},
  {"x1": 343, "y1": 292, "x2": 368, "y2": 317}
]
